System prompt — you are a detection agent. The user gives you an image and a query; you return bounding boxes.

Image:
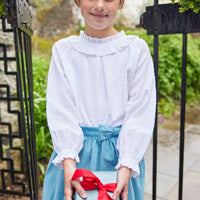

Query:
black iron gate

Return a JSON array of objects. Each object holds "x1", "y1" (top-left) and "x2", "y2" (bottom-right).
[
  {"x1": 0, "y1": 0, "x2": 37, "y2": 199},
  {"x1": 141, "y1": 1, "x2": 200, "y2": 200}
]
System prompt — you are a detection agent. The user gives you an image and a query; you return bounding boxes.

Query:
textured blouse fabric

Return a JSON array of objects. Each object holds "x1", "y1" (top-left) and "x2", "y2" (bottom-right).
[{"x1": 46, "y1": 31, "x2": 156, "y2": 178}]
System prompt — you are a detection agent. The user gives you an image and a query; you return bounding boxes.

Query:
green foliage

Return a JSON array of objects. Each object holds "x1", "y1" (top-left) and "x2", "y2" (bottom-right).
[
  {"x1": 34, "y1": 0, "x2": 45, "y2": 7},
  {"x1": 34, "y1": 0, "x2": 61, "y2": 7},
  {"x1": 32, "y1": 56, "x2": 53, "y2": 161},
  {"x1": 35, "y1": 111, "x2": 53, "y2": 159},
  {"x1": 0, "y1": 0, "x2": 5, "y2": 17},
  {"x1": 37, "y1": 161, "x2": 46, "y2": 182},
  {"x1": 126, "y1": 29, "x2": 200, "y2": 117},
  {"x1": 78, "y1": 21, "x2": 86, "y2": 32},
  {"x1": 171, "y1": 0, "x2": 200, "y2": 13},
  {"x1": 158, "y1": 98, "x2": 178, "y2": 118},
  {"x1": 32, "y1": 35, "x2": 54, "y2": 61}
]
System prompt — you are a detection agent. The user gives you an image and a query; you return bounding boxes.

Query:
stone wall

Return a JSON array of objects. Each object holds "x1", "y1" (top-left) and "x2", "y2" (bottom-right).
[
  {"x1": 0, "y1": 20, "x2": 18, "y2": 134},
  {"x1": 0, "y1": 25, "x2": 16, "y2": 96},
  {"x1": 0, "y1": 19, "x2": 23, "y2": 187},
  {"x1": 34, "y1": 0, "x2": 78, "y2": 38}
]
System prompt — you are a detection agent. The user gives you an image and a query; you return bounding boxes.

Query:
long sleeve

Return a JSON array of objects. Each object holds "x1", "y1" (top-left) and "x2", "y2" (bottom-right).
[
  {"x1": 46, "y1": 43, "x2": 84, "y2": 168},
  {"x1": 116, "y1": 39, "x2": 156, "y2": 178}
]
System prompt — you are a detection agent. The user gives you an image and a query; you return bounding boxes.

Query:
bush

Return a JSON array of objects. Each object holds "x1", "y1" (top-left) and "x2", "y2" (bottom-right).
[
  {"x1": 0, "y1": 0, "x2": 5, "y2": 17},
  {"x1": 32, "y1": 35, "x2": 54, "y2": 61},
  {"x1": 126, "y1": 29, "x2": 200, "y2": 117},
  {"x1": 171, "y1": 0, "x2": 200, "y2": 13},
  {"x1": 32, "y1": 56, "x2": 53, "y2": 160}
]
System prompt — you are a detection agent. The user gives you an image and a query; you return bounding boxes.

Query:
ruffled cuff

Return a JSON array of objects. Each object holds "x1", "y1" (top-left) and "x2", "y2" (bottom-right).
[
  {"x1": 52, "y1": 149, "x2": 80, "y2": 169},
  {"x1": 115, "y1": 158, "x2": 140, "y2": 178}
]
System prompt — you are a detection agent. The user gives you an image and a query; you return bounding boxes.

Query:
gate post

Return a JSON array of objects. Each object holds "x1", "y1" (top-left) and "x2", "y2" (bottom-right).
[
  {"x1": 140, "y1": 2, "x2": 200, "y2": 200},
  {"x1": 0, "y1": 0, "x2": 37, "y2": 199}
]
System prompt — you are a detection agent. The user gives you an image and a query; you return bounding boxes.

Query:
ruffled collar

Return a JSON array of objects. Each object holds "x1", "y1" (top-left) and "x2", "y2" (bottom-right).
[
  {"x1": 80, "y1": 31, "x2": 125, "y2": 43},
  {"x1": 68, "y1": 31, "x2": 130, "y2": 56}
]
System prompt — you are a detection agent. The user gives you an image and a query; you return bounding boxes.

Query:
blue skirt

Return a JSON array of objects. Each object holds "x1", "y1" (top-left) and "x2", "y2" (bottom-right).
[{"x1": 43, "y1": 125, "x2": 145, "y2": 200}]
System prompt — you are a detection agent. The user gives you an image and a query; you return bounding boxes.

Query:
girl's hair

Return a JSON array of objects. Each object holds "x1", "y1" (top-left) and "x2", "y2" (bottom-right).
[{"x1": 74, "y1": 0, "x2": 125, "y2": 6}]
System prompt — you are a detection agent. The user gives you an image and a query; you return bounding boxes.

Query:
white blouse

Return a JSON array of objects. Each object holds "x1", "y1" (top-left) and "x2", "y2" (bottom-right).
[{"x1": 46, "y1": 31, "x2": 156, "y2": 178}]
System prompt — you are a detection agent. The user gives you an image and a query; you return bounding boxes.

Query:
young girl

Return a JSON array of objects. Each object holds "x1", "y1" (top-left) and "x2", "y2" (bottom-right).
[{"x1": 43, "y1": 0, "x2": 156, "y2": 199}]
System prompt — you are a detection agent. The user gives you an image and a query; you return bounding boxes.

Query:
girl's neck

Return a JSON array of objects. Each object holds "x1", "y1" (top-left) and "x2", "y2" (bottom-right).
[{"x1": 84, "y1": 27, "x2": 118, "y2": 38}]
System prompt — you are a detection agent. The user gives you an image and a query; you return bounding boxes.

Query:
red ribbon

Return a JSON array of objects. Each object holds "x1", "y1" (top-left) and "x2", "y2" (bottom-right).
[{"x1": 71, "y1": 169, "x2": 117, "y2": 200}]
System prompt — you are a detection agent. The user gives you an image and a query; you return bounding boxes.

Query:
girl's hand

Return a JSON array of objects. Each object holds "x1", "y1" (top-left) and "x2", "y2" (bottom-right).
[
  {"x1": 112, "y1": 167, "x2": 131, "y2": 200},
  {"x1": 63, "y1": 158, "x2": 87, "y2": 200}
]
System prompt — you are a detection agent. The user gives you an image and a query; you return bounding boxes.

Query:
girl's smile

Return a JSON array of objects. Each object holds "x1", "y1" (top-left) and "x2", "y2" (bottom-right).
[{"x1": 89, "y1": 12, "x2": 109, "y2": 19}]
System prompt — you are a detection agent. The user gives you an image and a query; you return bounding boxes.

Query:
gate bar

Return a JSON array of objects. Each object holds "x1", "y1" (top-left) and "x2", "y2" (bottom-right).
[
  {"x1": 153, "y1": 34, "x2": 158, "y2": 200},
  {"x1": 154, "y1": 0, "x2": 158, "y2": 4},
  {"x1": 23, "y1": 31, "x2": 38, "y2": 199},
  {"x1": 179, "y1": 33, "x2": 187, "y2": 200},
  {"x1": 18, "y1": 28, "x2": 33, "y2": 198},
  {"x1": 14, "y1": 27, "x2": 32, "y2": 198},
  {"x1": 153, "y1": 1, "x2": 159, "y2": 200}
]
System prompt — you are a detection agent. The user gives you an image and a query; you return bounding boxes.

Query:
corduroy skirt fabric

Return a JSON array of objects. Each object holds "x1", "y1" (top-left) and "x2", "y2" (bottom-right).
[{"x1": 42, "y1": 125, "x2": 145, "y2": 200}]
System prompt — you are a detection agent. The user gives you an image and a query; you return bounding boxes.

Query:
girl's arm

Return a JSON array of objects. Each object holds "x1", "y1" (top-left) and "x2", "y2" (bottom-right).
[
  {"x1": 47, "y1": 42, "x2": 84, "y2": 168},
  {"x1": 46, "y1": 42, "x2": 86, "y2": 199},
  {"x1": 116, "y1": 39, "x2": 156, "y2": 177},
  {"x1": 113, "y1": 39, "x2": 156, "y2": 199}
]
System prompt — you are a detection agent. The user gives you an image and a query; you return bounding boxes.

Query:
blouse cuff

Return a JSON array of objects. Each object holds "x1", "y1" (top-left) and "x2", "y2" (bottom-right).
[
  {"x1": 115, "y1": 158, "x2": 140, "y2": 178},
  {"x1": 52, "y1": 149, "x2": 80, "y2": 169}
]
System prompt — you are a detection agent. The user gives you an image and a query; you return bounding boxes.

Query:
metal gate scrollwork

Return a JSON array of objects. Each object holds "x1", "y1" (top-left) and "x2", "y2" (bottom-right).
[{"x1": 0, "y1": 0, "x2": 38, "y2": 199}]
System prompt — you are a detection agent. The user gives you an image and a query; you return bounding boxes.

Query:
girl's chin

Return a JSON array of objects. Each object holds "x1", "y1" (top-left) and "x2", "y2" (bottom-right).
[
  {"x1": 87, "y1": 24, "x2": 112, "y2": 31},
  {"x1": 91, "y1": 27, "x2": 108, "y2": 30}
]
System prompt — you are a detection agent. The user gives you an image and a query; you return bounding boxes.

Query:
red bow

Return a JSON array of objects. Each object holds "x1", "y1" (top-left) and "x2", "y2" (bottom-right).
[{"x1": 71, "y1": 169, "x2": 117, "y2": 200}]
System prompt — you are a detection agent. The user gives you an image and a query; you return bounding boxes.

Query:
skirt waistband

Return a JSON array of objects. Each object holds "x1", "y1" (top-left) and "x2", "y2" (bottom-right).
[{"x1": 81, "y1": 124, "x2": 121, "y2": 142}]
